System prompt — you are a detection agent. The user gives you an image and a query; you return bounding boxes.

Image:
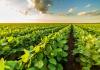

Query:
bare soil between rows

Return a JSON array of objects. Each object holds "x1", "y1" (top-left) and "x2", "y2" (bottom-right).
[{"x1": 63, "y1": 25, "x2": 82, "y2": 70}]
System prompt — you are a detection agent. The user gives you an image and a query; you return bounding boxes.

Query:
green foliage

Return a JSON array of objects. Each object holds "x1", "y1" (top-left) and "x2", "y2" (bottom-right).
[
  {"x1": 34, "y1": 60, "x2": 44, "y2": 69},
  {"x1": 48, "y1": 64, "x2": 56, "y2": 70},
  {"x1": 73, "y1": 25, "x2": 100, "y2": 70},
  {"x1": 5, "y1": 61, "x2": 17, "y2": 70},
  {"x1": 0, "y1": 24, "x2": 69, "y2": 70},
  {"x1": 1, "y1": 24, "x2": 99, "y2": 70},
  {"x1": 49, "y1": 58, "x2": 57, "y2": 65},
  {"x1": 0, "y1": 58, "x2": 5, "y2": 70}
]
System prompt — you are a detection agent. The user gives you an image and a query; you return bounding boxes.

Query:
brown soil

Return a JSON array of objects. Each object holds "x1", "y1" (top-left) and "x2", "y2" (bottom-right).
[{"x1": 63, "y1": 25, "x2": 82, "y2": 70}]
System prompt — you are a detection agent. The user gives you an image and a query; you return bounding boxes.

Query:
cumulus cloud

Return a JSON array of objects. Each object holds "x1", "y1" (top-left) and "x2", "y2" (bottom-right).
[
  {"x1": 0, "y1": 0, "x2": 47, "y2": 22},
  {"x1": 68, "y1": 8, "x2": 74, "y2": 13},
  {"x1": 0, "y1": 0, "x2": 23, "y2": 20},
  {"x1": 66, "y1": 8, "x2": 76, "y2": 16},
  {"x1": 31, "y1": 0, "x2": 52, "y2": 13},
  {"x1": 77, "y1": 12, "x2": 87, "y2": 16},
  {"x1": 77, "y1": 10, "x2": 100, "y2": 16},
  {"x1": 85, "y1": 4, "x2": 91, "y2": 8},
  {"x1": 5, "y1": 0, "x2": 52, "y2": 14}
]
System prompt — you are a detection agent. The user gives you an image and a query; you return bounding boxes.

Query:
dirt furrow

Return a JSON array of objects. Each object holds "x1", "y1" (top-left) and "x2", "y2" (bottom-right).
[{"x1": 63, "y1": 25, "x2": 82, "y2": 70}]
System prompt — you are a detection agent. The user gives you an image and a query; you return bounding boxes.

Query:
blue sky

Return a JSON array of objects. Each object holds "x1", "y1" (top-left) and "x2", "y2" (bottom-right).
[
  {"x1": 49, "y1": 0, "x2": 100, "y2": 13},
  {"x1": 49, "y1": 0, "x2": 100, "y2": 15}
]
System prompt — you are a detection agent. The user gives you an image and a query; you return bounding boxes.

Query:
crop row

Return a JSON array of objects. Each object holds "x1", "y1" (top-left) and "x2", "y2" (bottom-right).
[
  {"x1": 0, "y1": 25, "x2": 70, "y2": 70},
  {"x1": 0, "y1": 24, "x2": 99, "y2": 70},
  {"x1": 73, "y1": 25, "x2": 100, "y2": 70}
]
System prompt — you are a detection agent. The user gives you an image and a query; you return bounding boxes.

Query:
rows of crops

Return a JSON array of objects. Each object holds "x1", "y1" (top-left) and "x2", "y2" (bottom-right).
[
  {"x1": 73, "y1": 24, "x2": 100, "y2": 70},
  {"x1": 0, "y1": 24, "x2": 100, "y2": 70}
]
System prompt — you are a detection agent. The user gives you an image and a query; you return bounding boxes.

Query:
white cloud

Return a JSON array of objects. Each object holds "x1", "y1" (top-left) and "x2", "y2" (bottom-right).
[
  {"x1": 68, "y1": 8, "x2": 74, "y2": 13},
  {"x1": 27, "y1": 0, "x2": 35, "y2": 8},
  {"x1": 77, "y1": 10, "x2": 100, "y2": 16},
  {"x1": 85, "y1": 4, "x2": 91, "y2": 8},
  {"x1": 77, "y1": 12, "x2": 87, "y2": 16},
  {"x1": 0, "y1": 0, "x2": 43, "y2": 22}
]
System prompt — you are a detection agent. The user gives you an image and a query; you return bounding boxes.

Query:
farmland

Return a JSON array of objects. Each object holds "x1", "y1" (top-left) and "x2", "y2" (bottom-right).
[{"x1": 0, "y1": 24, "x2": 100, "y2": 70}]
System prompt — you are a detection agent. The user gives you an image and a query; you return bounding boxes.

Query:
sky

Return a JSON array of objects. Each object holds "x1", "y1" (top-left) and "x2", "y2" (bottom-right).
[
  {"x1": 49, "y1": 0, "x2": 100, "y2": 17},
  {"x1": 50, "y1": 0, "x2": 100, "y2": 13},
  {"x1": 0, "y1": 0, "x2": 100, "y2": 23}
]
